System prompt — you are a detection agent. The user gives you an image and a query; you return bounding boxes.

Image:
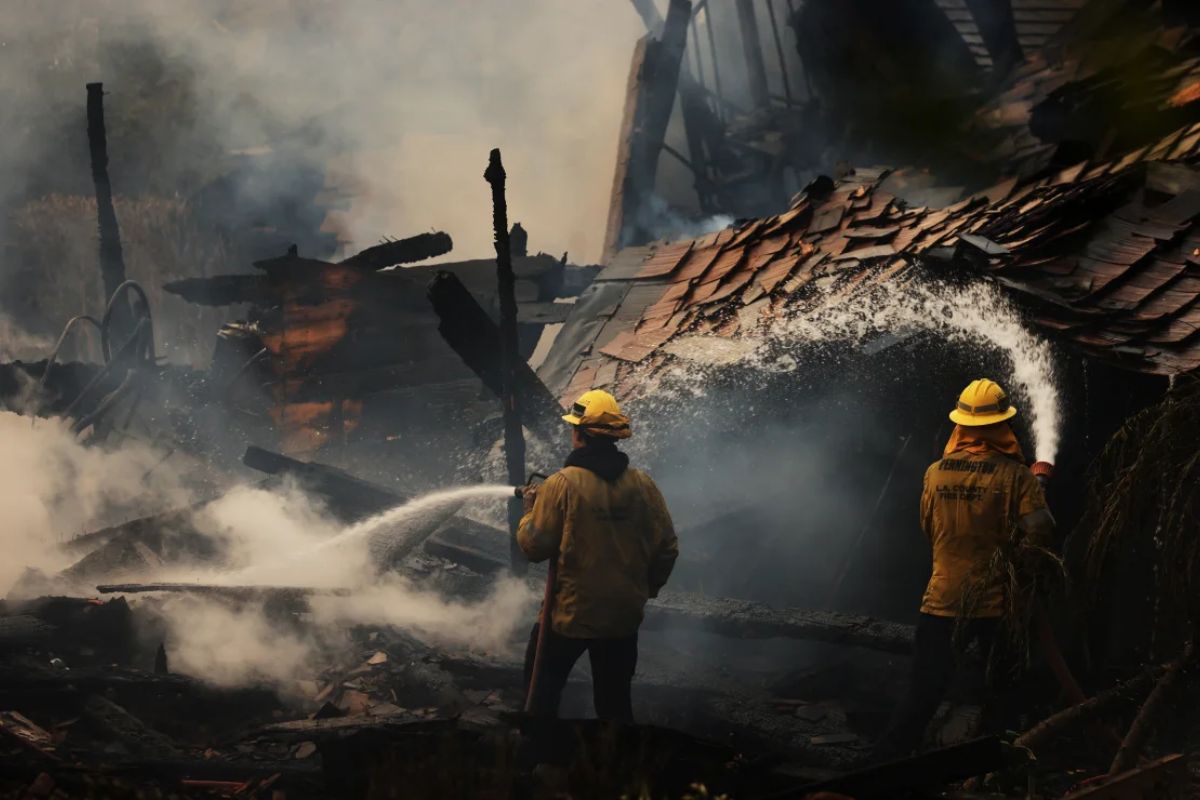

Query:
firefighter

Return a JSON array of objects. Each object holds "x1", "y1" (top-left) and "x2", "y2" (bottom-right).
[
  {"x1": 517, "y1": 389, "x2": 678, "y2": 723},
  {"x1": 876, "y1": 378, "x2": 1055, "y2": 758}
]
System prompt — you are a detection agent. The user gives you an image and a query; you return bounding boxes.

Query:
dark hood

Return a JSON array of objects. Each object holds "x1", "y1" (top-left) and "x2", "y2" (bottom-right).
[{"x1": 565, "y1": 440, "x2": 630, "y2": 481}]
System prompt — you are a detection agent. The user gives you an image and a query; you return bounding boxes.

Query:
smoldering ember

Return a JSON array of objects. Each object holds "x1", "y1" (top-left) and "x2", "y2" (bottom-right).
[{"x1": 5, "y1": 2, "x2": 1200, "y2": 800}]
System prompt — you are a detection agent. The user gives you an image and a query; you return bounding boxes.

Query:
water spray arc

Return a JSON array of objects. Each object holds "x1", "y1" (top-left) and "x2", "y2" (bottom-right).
[{"x1": 774, "y1": 278, "x2": 1063, "y2": 463}]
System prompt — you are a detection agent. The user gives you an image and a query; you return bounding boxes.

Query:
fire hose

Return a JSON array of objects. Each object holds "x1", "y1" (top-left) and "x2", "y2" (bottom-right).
[{"x1": 513, "y1": 473, "x2": 553, "y2": 714}]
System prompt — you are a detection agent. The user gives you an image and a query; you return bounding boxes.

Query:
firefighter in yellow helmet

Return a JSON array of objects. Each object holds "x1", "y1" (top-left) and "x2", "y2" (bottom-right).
[
  {"x1": 517, "y1": 389, "x2": 678, "y2": 724},
  {"x1": 877, "y1": 378, "x2": 1055, "y2": 758}
]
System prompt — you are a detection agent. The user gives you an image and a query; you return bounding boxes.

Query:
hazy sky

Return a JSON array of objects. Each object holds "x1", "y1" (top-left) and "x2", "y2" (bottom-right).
[{"x1": 2, "y1": 0, "x2": 646, "y2": 264}]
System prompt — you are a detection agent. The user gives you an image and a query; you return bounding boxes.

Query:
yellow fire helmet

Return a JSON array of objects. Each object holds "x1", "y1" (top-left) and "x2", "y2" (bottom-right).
[
  {"x1": 949, "y1": 378, "x2": 1018, "y2": 427},
  {"x1": 562, "y1": 389, "x2": 632, "y2": 439}
]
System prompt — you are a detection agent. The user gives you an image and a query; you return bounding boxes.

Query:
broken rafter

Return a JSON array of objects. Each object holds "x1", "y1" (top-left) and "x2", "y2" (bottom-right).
[
  {"x1": 426, "y1": 271, "x2": 563, "y2": 441},
  {"x1": 604, "y1": 0, "x2": 693, "y2": 258},
  {"x1": 337, "y1": 231, "x2": 453, "y2": 271},
  {"x1": 644, "y1": 592, "x2": 914, "y2": 653}
]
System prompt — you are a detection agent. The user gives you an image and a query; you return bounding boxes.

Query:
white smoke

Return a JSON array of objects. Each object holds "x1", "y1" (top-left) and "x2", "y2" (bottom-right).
[
  {"x1": 154, "y1": 482, "x2": 534, "y2": 690},
  {"x1": 0, "y1": 413, "x2": 534, "y2": 691},
  {"x1": 0, "y1": 410, "x2": 193, "y2": 592}
]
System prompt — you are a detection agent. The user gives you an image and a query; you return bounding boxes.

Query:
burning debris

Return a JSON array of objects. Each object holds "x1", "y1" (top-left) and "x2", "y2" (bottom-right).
[{"x1": 5, "y1": 1, "x2": 1200, "y2": 798}]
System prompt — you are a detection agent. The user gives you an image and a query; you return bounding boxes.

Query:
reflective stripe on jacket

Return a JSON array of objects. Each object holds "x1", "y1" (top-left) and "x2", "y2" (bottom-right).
[
  {"x1": 920, "y1": 452, "x2": 1051, "y2": 618},
  {"x1": 518, "y1": 466, "x2": 678, "y2": 638}
]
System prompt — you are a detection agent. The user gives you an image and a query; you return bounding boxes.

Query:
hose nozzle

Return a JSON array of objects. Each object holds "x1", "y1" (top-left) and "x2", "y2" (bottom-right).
[
  {"x1": 1032, "y1": 461, "x2": 1055, "y2": 486},
  {"x1": 514, "y1": 471, "x2": 551, "y2": 498}
]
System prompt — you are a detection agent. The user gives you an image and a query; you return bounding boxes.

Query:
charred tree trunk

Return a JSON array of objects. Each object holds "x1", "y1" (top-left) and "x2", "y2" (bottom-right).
[{"x1": 86, "y1": 83, "x2": 132, "y2": 342}]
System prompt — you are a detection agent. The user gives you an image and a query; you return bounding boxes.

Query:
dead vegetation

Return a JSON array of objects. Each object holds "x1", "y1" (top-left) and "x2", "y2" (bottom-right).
[
  {"x1": 9, "y1": 194, "x2": 234, "y2": 366},
  {"x1": 1080, "y1": 375, "x2": 1200, "y2": 655}
]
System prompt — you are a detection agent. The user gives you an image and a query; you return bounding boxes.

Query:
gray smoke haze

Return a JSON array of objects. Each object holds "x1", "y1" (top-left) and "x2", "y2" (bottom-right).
[
  {"x1": 0, "y1": 412, "x2": 533, "y2": 692},
  {"x1": 1, "y1": 0, "x2": 643, "y2": 268}
]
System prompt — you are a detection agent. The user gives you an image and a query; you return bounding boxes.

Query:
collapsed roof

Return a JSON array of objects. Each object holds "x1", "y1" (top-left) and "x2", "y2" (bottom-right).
[{"x1": 540, "y1": 0, "x2": 1200, "y2": 402}]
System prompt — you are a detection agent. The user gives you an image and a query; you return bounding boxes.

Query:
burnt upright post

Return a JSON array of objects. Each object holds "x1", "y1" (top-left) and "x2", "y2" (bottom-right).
[
  {"x1": 86, "y1": 82, "x2": 132, "y2": 342},
  {"x1": 484, "y1": 148, "x2": 528, "y2": 575}
]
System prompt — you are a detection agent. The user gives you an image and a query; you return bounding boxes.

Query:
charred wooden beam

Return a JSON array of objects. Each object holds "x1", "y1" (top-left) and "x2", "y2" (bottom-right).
[
  {"x1": 484, "y1": 149, "x2": 528, "y2": 574},
  {"x1": 963, "y1": 0, "x2": 1022, "y2": 77},
  {"x1": 242, "y1": 445, "x2": 401, "y2": 519},
  {"x1": 162, "y1": 275, "x2": 266, "y2": 307},
  {"x1": 86, "y1": 83, "x2": 132, "y2": 341},
  {"x1": 1015, "y1": 667, "x2": 1162, "y2": 754},
  {"x1": 643, "y1": 592, "x2": 914, "y2": 653},
  {"x1": 338, "y1": 231, "x2": 453, "y2": 271},
  {"x1": 734, "y1": 0, "x2": 771, "y2": 109},
  {"x1": 603, "y1": 0, "x2": 693, "y2": 259},
  {"x1": 96, "y1": 583, "x2": 347, "y2": 602},
  {"x1": 627, "y1": 0, "x2": 723, "y2": 211},
  {"x1": 630, "y1": 0, "x2": 664, "y2": 34},
  {"x1": 427, "y1": 271, "x2": 563, "y2": 440}
]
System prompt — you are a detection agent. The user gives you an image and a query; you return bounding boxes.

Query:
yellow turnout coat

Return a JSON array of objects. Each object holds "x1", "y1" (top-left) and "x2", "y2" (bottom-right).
[{"x1": 518, "y1": 462, "x2": 678, "y2": 638}]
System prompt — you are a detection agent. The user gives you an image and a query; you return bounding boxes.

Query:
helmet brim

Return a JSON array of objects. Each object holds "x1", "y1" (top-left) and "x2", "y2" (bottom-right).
[
  {"x1": 561, "y1": 413, "x2": 582, "y2": 426},
  {"x1": 949, "y1": 406, "x2": 1018, "y2": 427}
]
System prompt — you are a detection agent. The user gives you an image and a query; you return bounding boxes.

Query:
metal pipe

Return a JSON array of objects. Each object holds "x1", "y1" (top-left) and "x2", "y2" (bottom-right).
[
  {"x1": 71, "y1": 370, "x2": 137, "y2": 435},
  {"x1": 36, "y1": 315, "x2": 102, "y2": 409},
  {"x1": 100, "y1": 279, "x2": 154, "y2": 363},
  {"x1": 64, "y1": 317, "x2": 149, "y2": 420}
]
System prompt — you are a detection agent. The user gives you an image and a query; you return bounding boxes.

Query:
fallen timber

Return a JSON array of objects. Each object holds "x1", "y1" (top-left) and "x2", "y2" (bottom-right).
[
  {"x1": 644, "y1": 592, "x2": 914, "y2": 654},
  {"x1": 427, "y1": 269, "x2": 563, "y2": 440},
  {"x1": 92, "y1": 581, "x2": 914, "y2": 654}
]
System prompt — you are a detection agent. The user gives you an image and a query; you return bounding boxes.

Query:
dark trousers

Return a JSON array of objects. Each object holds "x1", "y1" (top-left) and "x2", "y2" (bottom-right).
[
  {"x1": 877, "y1": 613, "x2": 999, "y2": 758},
  {"x1": 522, "y1": 623, "x2": 638, "y2": 723}
]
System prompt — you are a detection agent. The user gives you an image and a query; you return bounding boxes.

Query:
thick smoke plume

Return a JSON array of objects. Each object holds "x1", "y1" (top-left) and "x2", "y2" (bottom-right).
[
  {"x1": 158, "y1": 483, "x2": 534, "y2": 691},
  {"x1": 0, "y1": 410, "x2": 193, "y2": 591},
  {"x1": 2, "y1": 0, "x2": 642, "y2": 266},
  {"x1": 0, "y1": 415, "x2": 533, "y2": 692}
]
